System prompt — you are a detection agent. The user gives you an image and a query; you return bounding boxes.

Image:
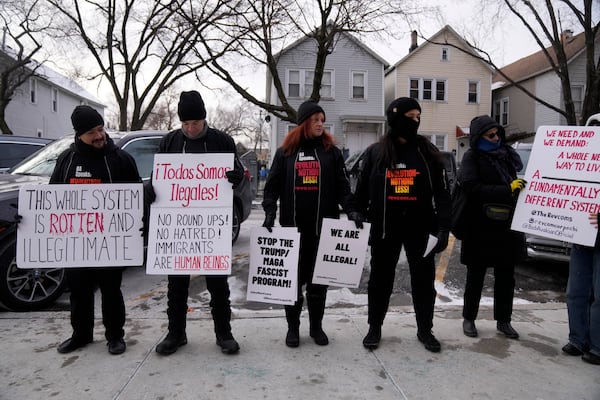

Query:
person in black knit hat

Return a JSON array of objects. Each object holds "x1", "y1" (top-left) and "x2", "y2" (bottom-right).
[
  {"x1": 52, "y1": 105, "x2": 142, "y2": 355},
  {"x1": 262, "y1": 99, "x2": 363, "y2": 348},
  {"x1": 355, "y1": 97, "x2": 451, "y2": 353},
  {"x1": 151, "y1": 90, "x2": 245, "y2": 356}
]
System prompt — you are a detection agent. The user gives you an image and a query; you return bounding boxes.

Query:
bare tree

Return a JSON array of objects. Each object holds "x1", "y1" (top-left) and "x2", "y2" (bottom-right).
[
  {"x1": 144, "y1": 87, "x2": 179, "y2": 131},
  {"x1": 200, "y1": 0, "x2": 429, "y2": 123},
  {"x1": 209, "y1": 100, "x2": 269, "y2": 152},
  {"x1": 426, "y1": 0, "x2": 599, "y2": 125},
  {"x1": 46, "y1": 0, "x2": 244, "y2": 131},
  {"x1": 0, "y1": 0, "x2": 47, "y2": 135}
]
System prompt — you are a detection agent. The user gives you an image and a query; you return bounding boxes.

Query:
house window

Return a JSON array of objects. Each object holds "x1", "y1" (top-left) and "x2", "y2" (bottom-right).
[
  {"x1": 30, "y1": 78, "x2": 38, "y2": 104},
  {"x1": 351, "y1": 71, "x2": 366, "y2": 100},
  {"x1": 288, "y1": 70, "x2": 300, "y2": 97},
  {"x1": 494, "y1": 98, "x2": 509, "y2": 126},
  {"x1": 467, "y1": 81, "x2": 479, "y2": 104},
  {"x1": 51, "y1": 88, "x2": 59, "y2": 112},
  {"x1": 320, "y1": 71, "x2": 333, "y2": 98},
  {"x1": 423, "y1": 133, "x2": 447, "y2": 150},
  {"x1": 571, "y1": 85, "x2": 583, "y2": 114},
  {"x1": 441, "y1": 47, "x2": 449, "y2": 61},
  {"x1": 409, "y1": 78, "x2": 447, "y2": 102}
]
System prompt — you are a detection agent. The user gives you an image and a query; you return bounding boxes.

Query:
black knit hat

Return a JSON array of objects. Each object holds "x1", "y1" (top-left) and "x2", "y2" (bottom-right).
[
  {"x1": 71, "y1": 105, "x2": 104, "y2": 136},
  {"x1": 296, "y1": 100, "x2": 325, "y2": 125},
  {"x1": 178, "y1": 90, "x2": 207, "y2": 121},
  {"x1": 386, "y1": 97, "x2": 421, "y2": 128}
]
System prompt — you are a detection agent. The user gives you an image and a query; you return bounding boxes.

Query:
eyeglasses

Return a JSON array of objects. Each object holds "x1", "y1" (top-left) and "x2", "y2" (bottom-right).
[{"x1": 483, "y1": 131, "x2": 498, "y2": 140}]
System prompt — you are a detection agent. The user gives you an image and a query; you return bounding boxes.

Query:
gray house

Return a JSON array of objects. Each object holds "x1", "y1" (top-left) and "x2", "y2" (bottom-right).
[
  {"x1": 1, "y1": 48, "x2": 104, "y2": 139},
  {"x1": 265, "y1": 32, "x2": 389, "y2": 161},
  {"x1": 492, "y1": 29, "x2": 600, "y2": 134}
]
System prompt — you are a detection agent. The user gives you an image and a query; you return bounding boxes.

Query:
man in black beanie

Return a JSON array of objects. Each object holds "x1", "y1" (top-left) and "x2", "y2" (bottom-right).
[
  {"x1": 151, "y1": 90, "x2": 244, "y2": 356},
  {"x1": 50, "y1": 105, "x2": 142, "y2": 355},
  {"x1": 355, "y1": 97, "x2": 451, "y2": 353}
]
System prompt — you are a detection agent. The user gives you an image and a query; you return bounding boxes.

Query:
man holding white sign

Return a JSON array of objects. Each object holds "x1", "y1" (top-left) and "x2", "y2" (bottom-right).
[
  {"x1": 49, "y1": 106, "x2": 142, "y2": 355},
  {"x1": 150, "y1": 90, "x2": 245, "y2": 356}
]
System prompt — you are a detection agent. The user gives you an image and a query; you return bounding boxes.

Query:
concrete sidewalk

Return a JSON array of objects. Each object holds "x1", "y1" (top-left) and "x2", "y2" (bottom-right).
[{"x1": 1, "y1": 303, "x2": 598, "y2": 400}]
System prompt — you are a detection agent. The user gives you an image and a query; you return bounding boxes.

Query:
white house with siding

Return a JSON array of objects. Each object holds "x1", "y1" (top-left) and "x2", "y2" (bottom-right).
[
  {"x1": 265, "y1": 32, "x2": 389, "y2": 161},
  {"x1": 1, "y1": 47, "x2": 104, "y2": 139},
  {"x1": 385, "y1": 26, "x2": 494, "y2": 161}
]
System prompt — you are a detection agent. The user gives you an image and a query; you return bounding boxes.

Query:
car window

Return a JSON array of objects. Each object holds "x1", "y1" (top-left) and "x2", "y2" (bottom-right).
[
  {"x1": 10, "y1": 137, "x2": 72, "y2": 176},
  {"x1": 0, "y1": 143, "x2": 46, "y2": 169},
  {"x1": 120, "y1": 136, "x2": 162, "y2": 180},
  {"x1": 514, "y1": 147, "x2": 531, "y2": 178}
]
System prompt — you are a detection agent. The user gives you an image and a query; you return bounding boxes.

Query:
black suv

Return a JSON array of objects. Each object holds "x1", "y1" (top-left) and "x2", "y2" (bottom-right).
[{"x1": 0, "y1": 131, "x2": 254, "y2": 311}]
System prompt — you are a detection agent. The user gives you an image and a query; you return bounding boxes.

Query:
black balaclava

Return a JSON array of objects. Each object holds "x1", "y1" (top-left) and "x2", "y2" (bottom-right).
[{"x1": 386, "y1": 97, "x2": 421, "y2": 142}]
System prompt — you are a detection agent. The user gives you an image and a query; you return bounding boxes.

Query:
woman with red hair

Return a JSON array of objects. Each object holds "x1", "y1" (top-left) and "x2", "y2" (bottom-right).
[{"x1": 262, "y1": 100, "x2": 363, "y2": 348}]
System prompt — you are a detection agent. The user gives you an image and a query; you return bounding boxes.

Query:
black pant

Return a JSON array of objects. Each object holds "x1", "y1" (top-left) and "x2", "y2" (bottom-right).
[
  {"x1": 463, "y1": 263, "x2": 515, "y2": 322},
  {"x1": 166, "y1": 275, "x2": 232, "y2": 337},
  {"x1": 367, "y1": 233, "x2": 436, "y2": 333},
  {"x1": 66, "y1": 267, "x2": 125, "y2": 341}
]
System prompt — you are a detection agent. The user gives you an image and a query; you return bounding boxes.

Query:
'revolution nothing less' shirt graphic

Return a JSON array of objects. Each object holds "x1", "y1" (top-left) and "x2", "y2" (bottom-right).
[{"x1": 294, "y1": 149, "x2": 321, "y2": 229}]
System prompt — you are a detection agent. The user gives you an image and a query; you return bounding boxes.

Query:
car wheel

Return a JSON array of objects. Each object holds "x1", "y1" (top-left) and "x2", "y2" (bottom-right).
[
  {"x1": 0, "y1": 239, "x2": 66, "y2": 311},
  {"x1": 232, "y1": 203, "x2": 241, "y2": 243}
]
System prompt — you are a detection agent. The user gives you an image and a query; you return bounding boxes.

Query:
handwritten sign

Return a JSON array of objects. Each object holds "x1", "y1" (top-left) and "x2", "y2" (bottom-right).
[
  {"x1": 146, "y1": 153, "x2": 234, "y2": 275},
  {"x1": 247, "y1": 227, "x2": 300, "y2": 305},
  {"x1": 512, "y1": 125, "x2": 600, "y2": 246},
  {"x1": 16, "y1": 184, "x2": 144, "y2": 268},
  {"x1": 312, "y1": 218, "x2": 370, "y2": 288}
]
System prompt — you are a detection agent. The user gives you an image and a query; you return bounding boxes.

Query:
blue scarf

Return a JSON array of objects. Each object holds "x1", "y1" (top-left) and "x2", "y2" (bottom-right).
[{"x1": 477, "y1": 138, "x2": 501, "y2": 152}]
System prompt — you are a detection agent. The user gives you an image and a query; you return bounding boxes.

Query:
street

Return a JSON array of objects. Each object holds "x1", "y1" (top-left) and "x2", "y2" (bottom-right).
[{"x1": 45, "y1": 204, "x2": 568, "y2": 314}]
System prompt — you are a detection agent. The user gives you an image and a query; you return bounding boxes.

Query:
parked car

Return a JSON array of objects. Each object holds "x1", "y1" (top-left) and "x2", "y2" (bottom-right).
[
  {"x1": 0, "y1": 135, "x2": 53, "y2": 173},
  {"x1": 512, "y1": 142, "x2": 571, "y2": 263},
  {"x1": 0, "y1": 130, "x2": 254, "y2": 311}
]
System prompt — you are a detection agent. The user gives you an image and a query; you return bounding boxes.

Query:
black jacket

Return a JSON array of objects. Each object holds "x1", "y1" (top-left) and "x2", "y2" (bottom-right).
[
  {"x1": 458, "y1": 116, "x2": 525, "y2": 266},
  {"x1": 262, "y1": 138, "x2": 356, "y2": 236},
  {"x1": 50, "y1": 135, "x2": 141, "y2": 184},
  {"x1": 355, "y1": 135, "x2": 451, "y2": 240}
]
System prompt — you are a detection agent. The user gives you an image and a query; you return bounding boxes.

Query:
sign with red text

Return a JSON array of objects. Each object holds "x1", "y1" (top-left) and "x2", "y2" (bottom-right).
[
  {"x1": 16, "y1": 184, "x2": 144, "y2": 268},
  {"x1": 146, "y1": 153, "x2": 234, "y2": 275},
  {"x1": 312, "y1": 218, "x2": 370, "y2": 288},
  {"x1": 512, "y1": 125, "x2": 600, "y2": 246},
  {"x1": 247, "y1": 227, "x2": 300, "y2": 305}
]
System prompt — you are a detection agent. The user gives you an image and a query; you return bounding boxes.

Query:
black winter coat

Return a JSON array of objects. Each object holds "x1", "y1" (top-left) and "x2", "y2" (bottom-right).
[
  {"x1": 262, "y1": 138, "x2": 356, "y2": 236},
  {"x1": 355, "y1": 135, "x2": 451, "y2": 241}
]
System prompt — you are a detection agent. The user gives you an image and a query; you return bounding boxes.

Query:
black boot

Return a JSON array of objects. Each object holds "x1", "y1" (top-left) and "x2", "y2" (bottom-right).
[
  {"x1": 362, "y1": 325, "x2": 381, "y2": 350},
  {"x1": 307, "y1": 293, "x2": 328, "y2": 346},
  {"x1": 463, "y1": 319, "x2": 478, "y2": 337},
  {"x1": 285, "y1": 297, "x2": 303, "y2": 347},
  {"x1": 497, "y1": 321, "x2": 519, "y2": 339},
  {"x1": 216, "y1": 331, "x2": 240, "y2": 354},
  {"x1": 156, "y1": 331, "x2": 187, "y2": 355}
]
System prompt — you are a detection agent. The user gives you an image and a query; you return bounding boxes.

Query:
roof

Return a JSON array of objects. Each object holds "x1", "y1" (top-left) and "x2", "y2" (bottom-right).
[
  {"x1": 0, "y1": 46, "x2": 104, "y2": 106},
  {"x1": 386, "y1": 25, "x2": 492, "y2": 75},
  {"x1": 492, "y1": 30, "x2": 588, "y2": 85}
]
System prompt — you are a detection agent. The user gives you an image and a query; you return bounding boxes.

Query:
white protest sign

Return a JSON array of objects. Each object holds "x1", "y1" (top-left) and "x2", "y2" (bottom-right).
[
  {"x1": 512, "y1": 125, "x2": 600, "y2": 246},
  {"x1": 312, "y1": 218, "x2": 370, "y2": 288},
  {"x1": 247, "y1": 227, "x2": 300, "y2": 305},
  {"x1": 146, "y1": 153, "x2": 234, "y2": 275},
  {"x1": 16, "y1": 183, "x2": 144, "y2": 268}
]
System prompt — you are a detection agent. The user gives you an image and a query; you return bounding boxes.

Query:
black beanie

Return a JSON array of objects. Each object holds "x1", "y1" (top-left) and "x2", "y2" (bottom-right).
[
  {"x1": 71, "y1": 105, "x2": 104, "y2": 136},
  {"x1": 296, "y1": 100, "x2": 325, "y2": 125},
  {"x1": 386, "y1": 97, "x2": 421, "y2": 128},
  {"x1": 178, "y1": 90, "x2": 207, "y2": 121}
]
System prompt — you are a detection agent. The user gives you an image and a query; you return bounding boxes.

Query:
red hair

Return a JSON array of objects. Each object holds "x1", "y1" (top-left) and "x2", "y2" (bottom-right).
[{"x1": 281, "y1": 116, "x2": 335, "y2": 156}]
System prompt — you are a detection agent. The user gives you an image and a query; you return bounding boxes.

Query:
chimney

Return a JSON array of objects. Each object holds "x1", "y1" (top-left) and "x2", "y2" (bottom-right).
[
  {"x1": 561, "y1": 29, "x2": 573, "y2": 43},
  {"x1": 409, "y1": 30, "x2": 418, "y2": 52}
]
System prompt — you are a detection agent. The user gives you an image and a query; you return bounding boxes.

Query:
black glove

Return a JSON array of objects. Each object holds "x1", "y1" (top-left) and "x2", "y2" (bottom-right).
[
  {"x1": 432, "y1": 230, "x2": 449, "y2": 254},
  {"x1": 348, "y1": 211, "x2": 364, "y2": 229},
  {"x1": 262, "y1": 213, "x2": 276, "y2": 233},
  {"x1": 226, "y1": 168, "x2": 244, "y2": 189},
  {"x1": 14, "y1": 214, "x2": 22, "y2": 225},
  {"x1": 145, "y1": 184, "x2": 156, "y2": 204}
]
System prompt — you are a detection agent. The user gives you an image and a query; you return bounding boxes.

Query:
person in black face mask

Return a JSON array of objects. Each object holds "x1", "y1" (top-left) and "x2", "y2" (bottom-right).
[{"x1": 355, "y1": 97, "x2": 451, "y2": 353}]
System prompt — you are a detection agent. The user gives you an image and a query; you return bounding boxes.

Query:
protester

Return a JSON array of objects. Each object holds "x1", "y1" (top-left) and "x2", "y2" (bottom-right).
[
  {"x1": 262, "y1": 100, "x2": 363, "y2": 347},
  {"x1": 51, "y1": 105, "x2": 142, "y2": 355},
  {"x1": 152, "y1": 90, "x2": 245, "y2": 356},
  {"x1": 355, "y1": 97, "x2": 451, "y2": 352},
  {"x1": 562, "y1": 113, "x2": 600, "y2": 365},
  {"x1": 458, "y1": 115, "x2": 525, "y2": 340}
]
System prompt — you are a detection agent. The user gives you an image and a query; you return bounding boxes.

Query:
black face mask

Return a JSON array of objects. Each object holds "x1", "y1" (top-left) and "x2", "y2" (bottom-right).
[{"x1": 390, "y1": 115, "x2": 420, "y2": 142}]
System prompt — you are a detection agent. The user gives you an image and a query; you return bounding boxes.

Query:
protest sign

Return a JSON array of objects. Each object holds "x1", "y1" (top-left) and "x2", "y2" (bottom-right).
[
  {"x1": 247, "y1": 227, "x2": 300, "y2": 305},
  {"x1": 16, "y1": 183, "x2": 144, "y2": 268},
  {"x1": 512, "y1": 125, "x2": 600, "y2": 246},
  {"x1": 146, "y1": 153, "x2": 234, "y2": 275},
  {"x1": 312, "y1": 218, "x2": 370, "y2": 288}
]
